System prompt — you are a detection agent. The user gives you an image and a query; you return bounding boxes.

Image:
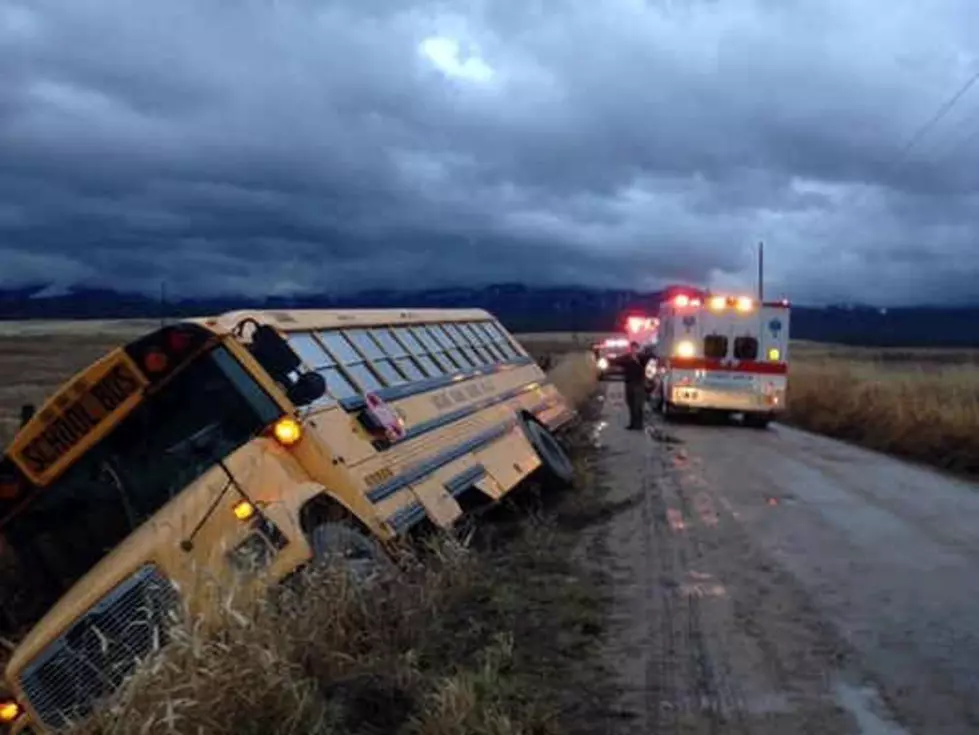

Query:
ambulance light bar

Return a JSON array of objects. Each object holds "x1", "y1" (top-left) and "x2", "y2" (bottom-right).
[
  {"x1": 625, "y1": 316, "x2": 657, "y2": 333},
  {"x1": 674, "y1": 294, "x2": 757, "y2": 312}
]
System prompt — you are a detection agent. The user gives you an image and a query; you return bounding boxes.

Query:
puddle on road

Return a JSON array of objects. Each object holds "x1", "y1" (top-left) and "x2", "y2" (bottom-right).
[{"x1": 833, "y1": 680, "x2": 911, "y2": 735}]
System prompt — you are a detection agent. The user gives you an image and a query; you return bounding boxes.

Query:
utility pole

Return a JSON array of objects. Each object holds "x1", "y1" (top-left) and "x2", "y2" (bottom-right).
[{"x1": 757, "y1": 241, "x2": 764, "y2": 302}]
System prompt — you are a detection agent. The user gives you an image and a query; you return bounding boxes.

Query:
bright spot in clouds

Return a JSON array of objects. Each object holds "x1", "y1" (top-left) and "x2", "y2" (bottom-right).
[{"x1": 419, "y1": 36, "x2": 494, "y2": 83}]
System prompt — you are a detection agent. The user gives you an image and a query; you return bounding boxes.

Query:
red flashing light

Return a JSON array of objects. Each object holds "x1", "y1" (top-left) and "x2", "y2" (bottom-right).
[
  {"x1": 690, "y1": 298, "x2": 702, "y2": 307},
  {"x1": 166, "y1": 329, "x2": 192, "y2": 353},
  {"x1": 143, "y1": 350, "x2": 169, "y2": 374},
  {"x1": 674, "y1": 294, "x2": 690, "y2": 307}
]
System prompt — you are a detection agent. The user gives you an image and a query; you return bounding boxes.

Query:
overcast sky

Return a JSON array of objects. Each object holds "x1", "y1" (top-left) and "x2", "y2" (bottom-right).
[{"x1": 2, "y1": 0, "x2": 979, "y2": 305}]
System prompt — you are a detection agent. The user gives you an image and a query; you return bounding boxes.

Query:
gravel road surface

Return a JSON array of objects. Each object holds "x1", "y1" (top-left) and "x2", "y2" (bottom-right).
[{"x1": 594, "y1": 381, "x2": 979, "y2": 734}]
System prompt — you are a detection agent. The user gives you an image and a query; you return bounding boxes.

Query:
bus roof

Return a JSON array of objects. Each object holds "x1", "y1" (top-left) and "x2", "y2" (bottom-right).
[{"x1": 187, "y1": 308, "x2": 496, "y2": 335}]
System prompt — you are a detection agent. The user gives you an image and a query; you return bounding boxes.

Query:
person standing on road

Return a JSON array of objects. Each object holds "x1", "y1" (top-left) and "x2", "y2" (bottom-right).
[{"x1": 613, "y1": 341, "x2": 651, "y2": 431}]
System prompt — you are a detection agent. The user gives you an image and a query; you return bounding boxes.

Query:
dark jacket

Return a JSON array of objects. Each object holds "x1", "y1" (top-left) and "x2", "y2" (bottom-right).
[{"x1": 612, "y1": 352, "x2": 650, "y2": 384}]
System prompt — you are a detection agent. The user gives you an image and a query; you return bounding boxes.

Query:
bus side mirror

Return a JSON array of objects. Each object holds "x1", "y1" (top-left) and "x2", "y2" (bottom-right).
[
  {"x1": 287, "y1": 371, "x2": 326, "y2": 407},
  {"x1": 250, "y1": 325, "x2": 301, "y2": 381}
]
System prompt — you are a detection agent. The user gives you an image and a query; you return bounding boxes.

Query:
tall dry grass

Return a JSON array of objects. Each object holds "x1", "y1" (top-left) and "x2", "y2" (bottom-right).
[
  {"x1": 62, "y1": 358, "x2": 603, "y2": 735},
  {"x1": 787, "y1": 356, "x2": 979, "y2": 474}
]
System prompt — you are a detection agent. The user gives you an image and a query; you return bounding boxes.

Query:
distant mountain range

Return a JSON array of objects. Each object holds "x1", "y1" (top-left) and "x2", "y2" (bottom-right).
[{"x1": 2, "y1": 284, "x2": 978, "y2": 347}]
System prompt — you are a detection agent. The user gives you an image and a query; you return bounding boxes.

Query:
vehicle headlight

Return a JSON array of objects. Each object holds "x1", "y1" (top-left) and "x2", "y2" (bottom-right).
[
  {"x1": 0, "y1": 699, "x2": 21, "y2": 726},
  {"x1": 675, "y1": 341, "x2": 695, "y2": 358},
  {"x1": 597, "y1": 357, "x2": 609, "y2": 371},
  {"x1": 228, "y1": 515, "x2": 289, "y2": 573}
]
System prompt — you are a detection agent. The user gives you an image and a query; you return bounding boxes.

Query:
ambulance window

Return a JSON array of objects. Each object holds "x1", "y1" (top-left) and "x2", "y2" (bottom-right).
[
  {"x1": 703, "y1": 334, "x2": 728, "y2": 359},
  {"x1": 734, "y1": 336, "x2": 759, "y2": 360}
]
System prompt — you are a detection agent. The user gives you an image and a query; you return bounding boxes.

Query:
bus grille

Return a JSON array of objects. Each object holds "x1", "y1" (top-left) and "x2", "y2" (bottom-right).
[{"x1": 18, "y1": 565, "x2": 181, "y2": 730}]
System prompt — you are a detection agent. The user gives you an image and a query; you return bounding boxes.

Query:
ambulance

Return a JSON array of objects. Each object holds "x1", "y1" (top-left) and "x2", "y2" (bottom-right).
[
  {"x1": 648, "y1": 292, "x2": 790, "y2": 427},
  {"x1": 592, "y1": 313, "x2": 658, "y2": 381}
]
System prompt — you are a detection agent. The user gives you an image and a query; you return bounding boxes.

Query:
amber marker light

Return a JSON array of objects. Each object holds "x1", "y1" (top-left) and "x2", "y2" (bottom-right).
[
  {"x1": 272, "y1": 417, "x2": 302, "y2": 446},
  {"x1": 0, "y1": 700, "x2": 21, "y2": 724},
  {"x1": 233, "y1": 500, "x2": 256, "y2": 522}
]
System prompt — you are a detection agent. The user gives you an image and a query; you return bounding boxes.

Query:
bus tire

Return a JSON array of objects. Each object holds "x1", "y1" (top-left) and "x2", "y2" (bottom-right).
[
  {"x1": 743, "y1": 412, "x2": 772, "y2": 429},
  {"x1": 308, "y1": 522, "x2": 392, "y2": 583},
  {"x1": 521, "y1": 416, "x2": 575, "y2": 488}
]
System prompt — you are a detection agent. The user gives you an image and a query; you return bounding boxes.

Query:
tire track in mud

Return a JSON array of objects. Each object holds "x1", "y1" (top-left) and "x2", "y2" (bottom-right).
[{"x1": 642, "y1": 436, "x2": 751, "y2": 734}]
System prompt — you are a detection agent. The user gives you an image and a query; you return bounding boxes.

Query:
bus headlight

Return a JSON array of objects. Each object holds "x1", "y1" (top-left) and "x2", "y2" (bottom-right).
[
  {"x1": 228, "y1": 515, "x2": 289, "y2": 572},
  {"x1": 0, "y1": 699, "x2": 21, "y2": 725},
  {"x1": 674, "y1": 341, "x2": 695, "y2": 358},
  {"x1": 597, "y1": 357, "x2": 609, "y2": 371}
]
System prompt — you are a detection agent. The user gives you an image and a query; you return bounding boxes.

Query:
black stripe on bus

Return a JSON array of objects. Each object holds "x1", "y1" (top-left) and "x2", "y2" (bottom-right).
[
  {"x1": 385, "y1": 463, "x2": 489, "y2": 534},
  {"x1": 445, "y1": 463, "x2": 487, "y2": 497},
  {"x1": 339, "y1": 356, "x2": 535, "y2": 411},
  {"x1": 387, "y1": 501, "x2": 428, "y2": 534},
  {"x1": 367, "y1": 421, "x2": 514, "y2": 504},
  {"x1": 396, "y1": 382, "x2": 543, "y2": 445}
]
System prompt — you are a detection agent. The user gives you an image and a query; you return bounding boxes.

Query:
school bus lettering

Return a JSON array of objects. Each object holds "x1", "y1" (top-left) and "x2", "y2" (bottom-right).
[
  {"x1": 89, "y1": 365, "x2": 140, "y2": 412},
  {"x1": 429, "y1": 378, "x2": 494, "y2": 412},
  {"x1": 364, "y1": 467, "x2": 395, "y2": 487},
  {"x1": 17, "y1": 363, "x2": 140, "y2": 476}
]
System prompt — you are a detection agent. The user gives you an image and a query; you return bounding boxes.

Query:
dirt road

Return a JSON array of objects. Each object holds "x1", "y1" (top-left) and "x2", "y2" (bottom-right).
[{"x1": 594, "y1": 381, "x2": 979, "y2": 735}]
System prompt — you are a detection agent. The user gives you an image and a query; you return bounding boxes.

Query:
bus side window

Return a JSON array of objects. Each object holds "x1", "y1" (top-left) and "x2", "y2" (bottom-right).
[
  {"x1": 481, "y1": 321, "x2": 521, "y2": 359},
  {"x1": 286, "y1": 333, "x2": 353, "y2": 404},
  {"x1": 319, "y1": 330, "x2": 384, "y2": 394},
  {"x1": 455, "y1": 323, "x2": 496, "y2": 364},
  {"x1": 733, "y1": 336, "x2": 759, "y2": 360},
  {"x1": 412, "y1": 326, "x2": 461, "y2": 373},
  {"x1": 461, "y1": 322, "x2": 503, "y2": 363},
  {"x1": 704, "y1": 334, "x2": 728, "y2": 359},
  {"x1": 442, "y1": 323, "x2": 484, "y2": 366},
  {"x1": 346, "y1": 329, "x2": 408, "y2": 386},
  {"x1": 371, "y1": 328, "x2": 427, "y2": 382},
  {"x1": 430, "y1": 324, "x2": 474, "y2": 368},
  {"x1": 393, "y1": 327, "x2": 443, "y2": 377}
]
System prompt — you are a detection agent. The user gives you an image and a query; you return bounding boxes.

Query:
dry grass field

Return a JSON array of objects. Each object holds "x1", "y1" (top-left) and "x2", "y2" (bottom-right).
[{"x1": 787, "y1": 342, "x2": 979, "y2": 475}]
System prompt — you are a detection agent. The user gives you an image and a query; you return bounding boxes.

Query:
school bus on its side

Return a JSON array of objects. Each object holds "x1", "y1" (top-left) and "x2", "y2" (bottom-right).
[{"x1": 0, "y1": 309, "x2": 576, "y2": 734}]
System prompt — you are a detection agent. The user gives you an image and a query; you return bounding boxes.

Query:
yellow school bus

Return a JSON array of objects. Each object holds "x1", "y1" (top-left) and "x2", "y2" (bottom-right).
[{"x1": 0, "y1": 308, "x2": 575, "y2": 734}]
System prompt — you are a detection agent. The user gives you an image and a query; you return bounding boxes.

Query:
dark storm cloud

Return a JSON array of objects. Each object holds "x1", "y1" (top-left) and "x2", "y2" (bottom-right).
[{"x1": 2, "y1": 0, "x2": 979, "y2": 304}]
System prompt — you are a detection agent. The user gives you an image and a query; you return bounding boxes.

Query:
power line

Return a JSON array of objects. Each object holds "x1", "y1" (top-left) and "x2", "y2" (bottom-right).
[{"x1": 892, "y1": 66, "x2": 979, "y2": 169}]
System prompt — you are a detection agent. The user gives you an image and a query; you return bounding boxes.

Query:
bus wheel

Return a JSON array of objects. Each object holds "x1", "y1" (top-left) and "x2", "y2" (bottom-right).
[
  {"x1": 522, "y1": 417, "x2": 574, "y2": 488},
  {"x1": 308, "y1": 522, "x2": 392, "y2": 584},
  {"x1": 743, "y1": 412, "x2": 772, "y2": 429}
]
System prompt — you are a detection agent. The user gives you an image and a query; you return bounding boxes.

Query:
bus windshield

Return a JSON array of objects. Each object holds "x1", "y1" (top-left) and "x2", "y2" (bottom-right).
[{"x1": 0, "y1": 345, "x2": 281, "y2": 641}]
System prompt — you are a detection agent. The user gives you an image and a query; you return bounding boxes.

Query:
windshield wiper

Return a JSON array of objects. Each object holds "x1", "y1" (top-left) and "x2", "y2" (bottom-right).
[
  {"x1": 165, "y1": 422, "x2": 261, "y2": 552},
  {"x1": 96, "y1": 460, "x2": 138, "y2": 533}
]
